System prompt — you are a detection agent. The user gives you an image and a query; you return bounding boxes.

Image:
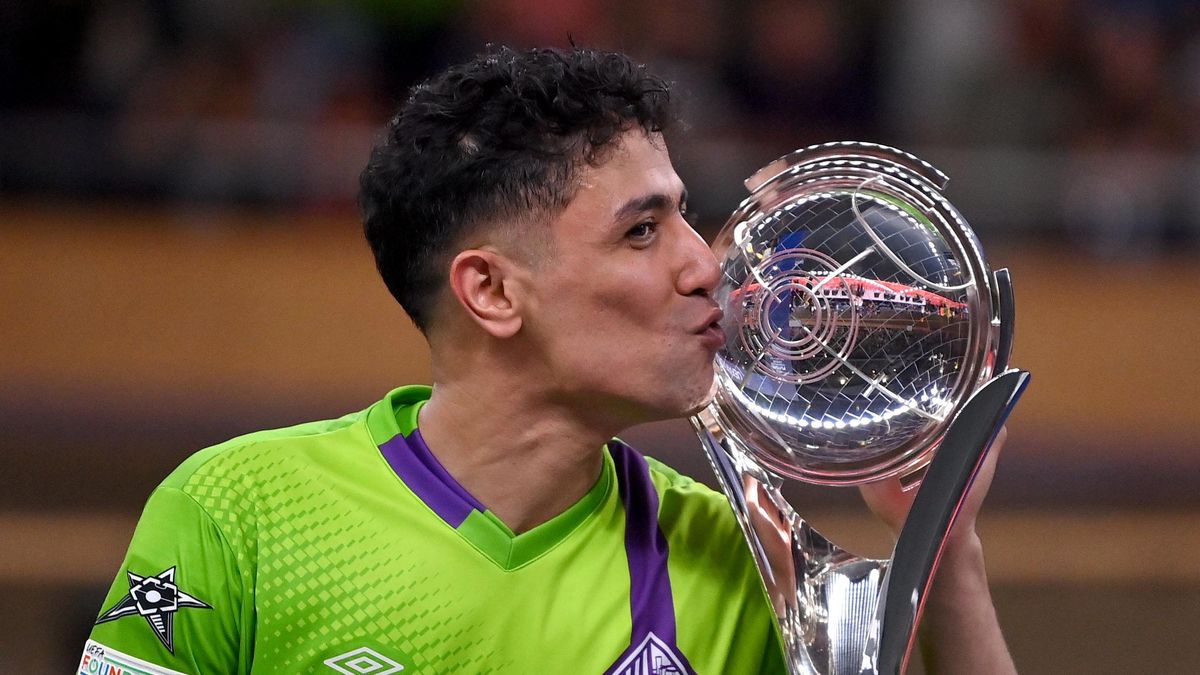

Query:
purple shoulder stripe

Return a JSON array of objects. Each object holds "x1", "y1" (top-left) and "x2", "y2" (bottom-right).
[
  {"x1": 605, "y1": 441, "x2": 697, "y2": 675},
  {"x1": 377, "y1": 429, "x2": 486, "y2": 528}
]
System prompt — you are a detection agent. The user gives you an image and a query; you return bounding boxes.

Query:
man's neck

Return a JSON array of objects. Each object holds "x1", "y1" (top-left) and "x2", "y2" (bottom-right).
[{"x1": 416, "y1": 379, "x2": 610, "y2": 534}]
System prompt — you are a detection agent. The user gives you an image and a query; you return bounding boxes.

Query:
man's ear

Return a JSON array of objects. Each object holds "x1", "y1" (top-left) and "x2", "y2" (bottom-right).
[{"x1": 447, "y1": 248, "x2": 525, "y2": 339}]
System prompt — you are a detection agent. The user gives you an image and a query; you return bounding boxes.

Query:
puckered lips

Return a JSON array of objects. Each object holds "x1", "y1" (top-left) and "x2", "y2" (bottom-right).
[{"x1": 695, "y1": 307, "x2": 726, "y2": 350}]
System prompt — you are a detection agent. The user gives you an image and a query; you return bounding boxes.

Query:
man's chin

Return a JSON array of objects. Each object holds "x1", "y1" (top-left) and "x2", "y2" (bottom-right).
[
  {"x1": 675, "y1": 374, "x2": 719, "y2": 418},
  {"x1": 621, "y1": 392, "x2": 713, "y2": 429},
  {"x1": 611, "y1": 372, "x2": 717, "y2": 427},
  {"x1": 681, "y1": 392, "x2": 714, "y2": 417}
]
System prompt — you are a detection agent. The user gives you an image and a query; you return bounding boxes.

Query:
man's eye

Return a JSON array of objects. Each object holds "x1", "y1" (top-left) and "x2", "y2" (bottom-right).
[
  {"x1": 681, "y1": 207, "x2": 699, "y2": 227},
  {"x1": 627, "y1": 221, "x2": 656, "y2": 239}
]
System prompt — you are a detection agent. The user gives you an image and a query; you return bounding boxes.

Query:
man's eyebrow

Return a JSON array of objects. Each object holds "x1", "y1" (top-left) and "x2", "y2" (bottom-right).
[{"x1": 613, "y1": 188, "x2": 689, "y2": 222}]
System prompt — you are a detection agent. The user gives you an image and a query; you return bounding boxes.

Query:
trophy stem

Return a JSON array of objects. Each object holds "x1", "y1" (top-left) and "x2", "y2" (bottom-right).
[{"x1": 694, "y1": 408, "x2": 890, "y2": 675}]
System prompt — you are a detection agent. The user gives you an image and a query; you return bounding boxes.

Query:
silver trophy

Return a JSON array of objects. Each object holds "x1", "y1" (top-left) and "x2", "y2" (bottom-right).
[{"x1": 691, "y1": 142, "x2": 1029, "y2": 675}]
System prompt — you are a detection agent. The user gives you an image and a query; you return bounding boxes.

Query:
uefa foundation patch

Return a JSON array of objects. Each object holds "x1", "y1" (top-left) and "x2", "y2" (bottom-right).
[{"x1": 78, "y1": 640, "x2": 188, "y2": 675}]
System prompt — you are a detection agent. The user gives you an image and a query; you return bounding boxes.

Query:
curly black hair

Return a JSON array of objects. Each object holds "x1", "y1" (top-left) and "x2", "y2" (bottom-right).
[{"x1": 359, "y1": 45, "x2": 676, "y2": 335}]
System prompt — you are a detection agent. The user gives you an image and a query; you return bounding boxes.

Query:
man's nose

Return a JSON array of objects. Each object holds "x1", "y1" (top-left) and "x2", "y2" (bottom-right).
[{"x1": 677, "y1": 223, "x2": 721, "y2": 297}]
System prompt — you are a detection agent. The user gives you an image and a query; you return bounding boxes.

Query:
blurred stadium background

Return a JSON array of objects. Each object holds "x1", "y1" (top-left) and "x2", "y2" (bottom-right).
[{"x1": 2, "y1": 0, "x2": 1199, "y2": 672}]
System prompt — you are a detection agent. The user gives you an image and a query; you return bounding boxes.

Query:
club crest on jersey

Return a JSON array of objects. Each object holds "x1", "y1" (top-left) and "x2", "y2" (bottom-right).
[
  {"x1": 95, "y1": 566, "x2": 211, "y2": 653},
  {"x1": 605, "y1": 632, "x2": 692, "y2": 675}
]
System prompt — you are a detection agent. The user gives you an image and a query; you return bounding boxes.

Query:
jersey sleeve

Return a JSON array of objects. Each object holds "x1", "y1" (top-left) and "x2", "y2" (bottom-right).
[{"x1": 80, "y1": 485, "x2": 253, "y2": 674}]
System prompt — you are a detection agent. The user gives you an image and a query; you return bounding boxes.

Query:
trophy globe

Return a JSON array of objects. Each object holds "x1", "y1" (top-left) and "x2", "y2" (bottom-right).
[{"x1": 691, "y1": 142, "x2": 1029, "y2": 675}]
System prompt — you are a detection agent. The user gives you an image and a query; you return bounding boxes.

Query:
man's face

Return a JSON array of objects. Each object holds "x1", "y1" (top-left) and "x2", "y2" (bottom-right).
[{"x1": 518, "y1": 130, "x2": 724, "y2": 427}]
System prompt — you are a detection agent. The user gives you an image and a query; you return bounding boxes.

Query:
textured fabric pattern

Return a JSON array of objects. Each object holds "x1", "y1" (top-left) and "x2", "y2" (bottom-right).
[{"x1": 84, "y1": 386, "x2": 785, "y2": 674}]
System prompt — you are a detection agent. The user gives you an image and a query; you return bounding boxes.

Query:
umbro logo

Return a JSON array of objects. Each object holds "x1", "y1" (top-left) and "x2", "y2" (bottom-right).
[{"x1": 324, "y1": 647, "x2": 405, "y2": 674}]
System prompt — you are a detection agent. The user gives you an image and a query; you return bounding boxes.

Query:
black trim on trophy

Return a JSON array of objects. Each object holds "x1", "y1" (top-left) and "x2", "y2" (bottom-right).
[{"x1": 993, "y1": 269, "x2": 1016, "y2": 375}]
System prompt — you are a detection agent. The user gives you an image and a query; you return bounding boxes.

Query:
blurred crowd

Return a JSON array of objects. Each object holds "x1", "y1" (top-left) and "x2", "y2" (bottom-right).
[{"x1": 2, "y1": 0, "x2": 1198, "y2": 253}]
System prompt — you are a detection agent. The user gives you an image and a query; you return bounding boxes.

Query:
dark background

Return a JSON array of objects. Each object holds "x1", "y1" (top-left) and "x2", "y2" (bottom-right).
[{"x1": 2, "y1": 0, "x2": 1199, "y2": 672}]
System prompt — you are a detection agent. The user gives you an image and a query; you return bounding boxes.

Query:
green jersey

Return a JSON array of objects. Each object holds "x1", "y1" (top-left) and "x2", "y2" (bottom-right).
[{"x1": 81, "y1": 385, "x2": 785, "y2": 674}]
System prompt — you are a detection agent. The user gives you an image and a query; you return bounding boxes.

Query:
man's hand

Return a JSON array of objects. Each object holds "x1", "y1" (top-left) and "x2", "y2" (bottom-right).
[
  {"x1": 857, "y1": 427, "x2": 1017, "y2": 674},
  {"x1": 859, "y1": 427, "x2": 1007, "y2": 551}
]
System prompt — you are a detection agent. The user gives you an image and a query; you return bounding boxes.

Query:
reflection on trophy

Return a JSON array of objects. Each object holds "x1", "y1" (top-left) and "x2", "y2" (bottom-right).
[{"x1": 691, "y1": 142, "x2": 1030, "y2": 675}]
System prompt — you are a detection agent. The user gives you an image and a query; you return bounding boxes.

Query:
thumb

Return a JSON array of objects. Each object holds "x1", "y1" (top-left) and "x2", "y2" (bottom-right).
[{"x1": 859, "y1": 474, "x2": 914, "y2": 538}]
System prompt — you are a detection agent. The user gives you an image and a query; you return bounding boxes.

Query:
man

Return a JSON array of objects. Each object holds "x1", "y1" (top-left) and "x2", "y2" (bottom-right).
[{"x1": 80, "y1": 46, "x2": 1016, "y2": 674}]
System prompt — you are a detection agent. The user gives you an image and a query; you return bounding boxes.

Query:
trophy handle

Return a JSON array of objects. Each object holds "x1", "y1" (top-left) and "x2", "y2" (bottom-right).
[
  {"x1": 866, "y1": 369, "x2": 1030, "y2": 674},
  {"x1": 692, "y1": 408, "x2": 794, "y2": 617},
  {"x1": 992, "y1": 268, "x2": 1016, "y2": 375}
]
